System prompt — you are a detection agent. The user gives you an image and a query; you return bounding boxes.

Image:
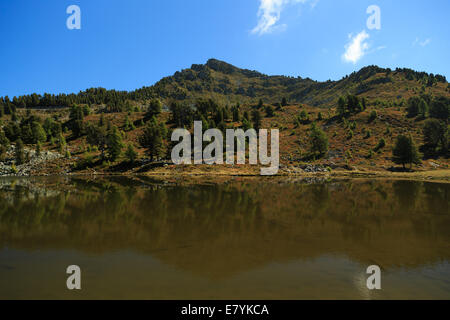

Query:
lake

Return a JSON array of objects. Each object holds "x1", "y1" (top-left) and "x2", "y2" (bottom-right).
[{"x1": 0, "y1": 176, "x2": 449, "y2": 299}]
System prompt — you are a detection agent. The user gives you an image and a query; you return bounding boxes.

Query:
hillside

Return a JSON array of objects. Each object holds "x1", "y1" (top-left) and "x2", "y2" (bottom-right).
[
  {"x1": 133, "y1": 59, "x2": 449, "y2": 108},
  {"x1": 0, "y1": 59, "x2": 449, "y2": 177},
  {"x1": 2, "y1": 59, "x2": 449, "y2": 109}
]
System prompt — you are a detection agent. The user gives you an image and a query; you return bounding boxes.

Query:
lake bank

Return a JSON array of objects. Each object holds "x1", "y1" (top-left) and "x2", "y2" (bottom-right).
[{"x1": 1, "y1": 160, "x2": 449, "y2": 183}]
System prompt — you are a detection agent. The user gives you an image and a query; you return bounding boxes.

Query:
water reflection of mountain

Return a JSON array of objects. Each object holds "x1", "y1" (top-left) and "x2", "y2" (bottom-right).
[{"x1": 0, "y1": 177, "x2": 448, "y2": 279}]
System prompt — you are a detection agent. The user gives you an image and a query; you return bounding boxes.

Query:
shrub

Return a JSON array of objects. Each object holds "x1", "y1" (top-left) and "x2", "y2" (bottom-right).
[
  {"x1": 374, "y1": 138, "x2": 386, "y2": 152},
  {"x1": 265, "y1": 105, "x2": 275, "y2": 117},
  {"x1": 368, "y1": 110, "x2": 377, "y2": 123},
  {"x1": 347, "y1": 130, "x2": 354, "y2": 140}
]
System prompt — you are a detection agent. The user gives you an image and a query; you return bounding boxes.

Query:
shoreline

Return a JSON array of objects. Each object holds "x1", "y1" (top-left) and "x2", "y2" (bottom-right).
[{"x1": 1, "y1": 167, "x2": 449, "y2": 184}]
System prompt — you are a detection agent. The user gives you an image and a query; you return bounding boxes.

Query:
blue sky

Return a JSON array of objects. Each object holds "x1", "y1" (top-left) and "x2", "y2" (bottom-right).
[{"x1": 0, "y1": 0, "x2": 449, "y2": 97}]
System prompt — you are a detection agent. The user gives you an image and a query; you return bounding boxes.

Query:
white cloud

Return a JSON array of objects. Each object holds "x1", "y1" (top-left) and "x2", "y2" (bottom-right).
[
  {"x1": 413, "y1": 37, "x2": 431, "y2": 47},
  {"x1": 342, "y1": 30, "x2": 370, "y2": 64},
  {"x1": 251, "y1": 0, "x2": 315, "y2": 35}
]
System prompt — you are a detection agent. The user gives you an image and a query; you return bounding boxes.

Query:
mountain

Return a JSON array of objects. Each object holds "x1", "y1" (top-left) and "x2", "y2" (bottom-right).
[
  {"x1": 2, "y1": 58, "x2": 449, "y2": 111},
  {"x1": 130, "y1": 58, "x2": 449, "y2": 108},
  {"x1": 1, "y1": 59, "x2": 449, "y2": 176}
]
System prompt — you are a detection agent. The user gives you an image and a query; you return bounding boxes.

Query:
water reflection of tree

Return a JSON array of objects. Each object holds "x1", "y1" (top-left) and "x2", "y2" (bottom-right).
[
  {"x1": 0, "y1": 177, "x2": 449, "y2": 276},
  {"x1": 393, "y1": 180, "x2": 422, "y2": 212}
]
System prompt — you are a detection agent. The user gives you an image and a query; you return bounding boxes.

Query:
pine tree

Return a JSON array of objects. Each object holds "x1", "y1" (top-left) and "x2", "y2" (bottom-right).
[
  {"x1": 99, "y1": 113, "x2": 105, "y2": 127},
  {"x1": 57, "y1": 134, "x2": 66, "y2": 153},
  {"x1": 232, "y1": 104, "x2": 240, "y2": 122},
  {"x1": 214, "y1": 108, "x2": 224, "y2": 125},
  {"x1": 139, "y1": 120, "x2": 165, "y2": 160},
  {"x1": 125, "y1": 144, "x2": 138, "y2": 163},
  {"x1": 15, "y1": 139, "x2": 25, "y2": 165},
  {"x1": 124, "y1": 115, "x2": 131, "y2": 131},
  {"x1": 251, "y1": 110, "x2": 262, "y2": 131},
  {"x1": 146, "y1": 99, "x2": 162, "y2": 119},
  {"x1": 106, "y1": 127, "x2": 123, "y2": 162},
  {"x1": 36, "y1": 141, "x2": 42, "y2": 157},
  {"x1": 265, "y1": 105, "x2": 275, "y2": 118},
  {"x1": 0, "y1": 130, "x2": 10, "y2": 147},
  {"x1": 86, "y1": 124, "x2": 108, "y2": 158},
  {"x1": 257, "y1": 99, "x2": 264, "y2": 109},
  {"x1": 32, "y1": 122, "x2": 47, "y2": 144},
  {"x1": 337, "y1": 96, "x2": 346, "y2": 117},
  {"x1": 418, "y1": 99, "x2": 429, "y2": 119},
  {"x1": 0, "y1": 130, "x2": 9, "y2": 161},
  {"x1": 309, "y1": 122, "x2": 329, "y2": 158},
  {"x1": 422, "y1": 119, "x2": 447, "y2": 155},
  {"x1": 241, "y1": 118, "x2": 252, "y2": 131},
  {"x1": 392, "y1": 135, "x2": 421, "y2": 169}
]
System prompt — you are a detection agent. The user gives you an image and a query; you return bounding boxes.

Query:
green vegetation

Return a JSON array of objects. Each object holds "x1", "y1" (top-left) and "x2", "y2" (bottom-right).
[
  {"x1": 0, "y1": 60, "x2": 448, "y2": 174},
  {"x1": 392, "y1": 135, "x2": 421, "y2": 169},
  {"x1": 368, "y1": 110, "x2": 377, "y2": 123},
  {"x1": 374, "y1": 138, "x2": 386, "y2": 152},
  {"x1": 146, "y1": 99, "x2": 162, "y2": 120},
  {"x1": 106, "y1": 127, "x2": 124, "y2": 162},
  {"x1": 15, "y1": 139, "x2": 25, "y2": 165},
  {"x1": 139, "y1": 119, "x2": 167, "y2": 160},
  {"x1": 251, "y1": 110, "x2": 262, "y2": 131},
  {"x1": 125, "y1": 144, "x2": 138, "y2": 163},
  {"x1": 309, "y1": 123, "x2": 329, "y2": 158},
  {"x1": 422, "y1": 119, "x2": 448, "y2": 157}
]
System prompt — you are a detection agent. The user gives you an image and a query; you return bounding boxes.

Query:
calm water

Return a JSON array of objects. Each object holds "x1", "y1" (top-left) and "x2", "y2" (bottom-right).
[{"x1": 0, "y1": 176, "x2": 449, "y2": 300}]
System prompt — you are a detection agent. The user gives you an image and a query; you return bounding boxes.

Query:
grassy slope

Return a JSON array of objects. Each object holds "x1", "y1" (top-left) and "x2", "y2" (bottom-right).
[{"x1": 2, "y1": 60, "x2": 449, "y2": 176}]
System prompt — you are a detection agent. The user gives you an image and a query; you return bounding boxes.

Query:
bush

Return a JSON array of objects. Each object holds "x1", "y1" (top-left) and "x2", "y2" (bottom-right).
[
  {"x1": 347, "y1": 130, "x2": 354, "y2": 140},
  {"x1": 74, "y1": 155, "x2": 95, "y2": 170},
  {"x1": 374, "y1": 138, "x2": 386, "y2": 152},
  {"x1": 298, "y1": 110, "x2": 310, "y2": 125},
  {"x1": 265, "y1": 105, "x2": 275, "y2": 117},
  {"x1": 368, "y1": 110, "x2": 377, "y2": 123}
]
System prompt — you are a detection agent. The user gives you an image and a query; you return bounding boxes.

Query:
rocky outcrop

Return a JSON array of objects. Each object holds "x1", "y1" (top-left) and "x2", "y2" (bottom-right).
[{"x1": 0, "y1": 146, "x2": 62, "y2": 176}]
